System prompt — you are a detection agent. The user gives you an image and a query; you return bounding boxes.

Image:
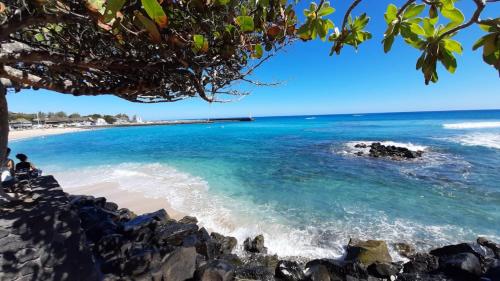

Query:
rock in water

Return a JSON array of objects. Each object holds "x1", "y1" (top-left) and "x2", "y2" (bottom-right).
[
  {"x1": 394, "y1": 242, "x2": 416, "y2": 258},
  {"x1": 244, "y1": 234, "x2": 268, "y2": 254},
  {"x1": 345, "y1": 239, "x2": 392, "y2": 265},
  {"x1": 275, "y1": 260, "x2": 305, "y2": 281},
  {"x1": 368, "y1": 142, "x2": 423, "y2": 160}
]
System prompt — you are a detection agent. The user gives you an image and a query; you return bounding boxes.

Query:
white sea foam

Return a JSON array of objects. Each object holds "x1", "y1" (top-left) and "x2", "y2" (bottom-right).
[
  {"x1": 443, "y1": 121, "x2": 500, "y2": 129},
  {"x1": 52, "y1": 162, "x2": 495, "y2": 260},
  {"x1": 448, "y1": 133, "x2": 500, "y2": 150}
]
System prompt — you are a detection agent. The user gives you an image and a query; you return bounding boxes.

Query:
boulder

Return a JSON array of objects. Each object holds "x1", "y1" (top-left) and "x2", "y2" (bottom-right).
[
  {"x1": 439, "y1": 252, "x2": 481, "y2": 279},
  {"x1": 275, "y1": 260, "x2": 305, "y2": 281},
  {"x1": 484, "y1": 259, "x2": 500, "y2": 281},
  {"x1": 210, "y1": 232, "x2": 237, "y2": 256},
  {"x1": 345, "y1": 239, "x2": 392, "y2": 265},
  {"x1": 244, "y1": 234, "x2": 268, "y2": 254},
  {"x1": 403, "y1": 253, "x2": 439, "y2": 274},
  {"x1": 234, "y1": 265, "x2": 275, "y2": 281},
  {"x1": 155, "y1": 222, "x2": 199, "y2": 246},
  {"x1": 195, "y1": 259, "x2": 234, "y2": 281},
  {"x1": 306, "y1": 264, "x2": 331, "y2": 281},
  {"x1": 393, "y1": 242, "x2": 416, "y2": 258},
  {"x1": 122, "y1": 209, "x2": 169, "y2": 233},
  {"x1": 179, "y1": 216, "x2": 198, "y2": 224},
  {"x1": 367, "y1": 262, "x2": 401, "y2": 278},
  {"x1": 430, "y1": 242, "x2": 495, "y2": 262},
  {"x1": 478, "y1": 237, "x2": 500, "y2": 258},
  {"x1": 155, "y1": 247, "x2": 197, "y2": 281},
  {"x1": 103, "y1": 202, "x2": 119, "y2": 212},
  {"x1": 245, "y1": 253, "x2": 279, "y2": 272},
  {"x1": 305, "y1": 259, "x2": 368, "y2": 280}
]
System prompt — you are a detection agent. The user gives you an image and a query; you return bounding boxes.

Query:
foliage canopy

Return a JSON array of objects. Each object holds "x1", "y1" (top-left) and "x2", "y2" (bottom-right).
[{"x1": 0, "y1": 0, "x2": 498, "y2": 104}]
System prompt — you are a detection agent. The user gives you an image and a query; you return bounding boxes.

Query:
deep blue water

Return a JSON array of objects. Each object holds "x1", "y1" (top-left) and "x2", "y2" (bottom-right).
[{"x1": 10, "y1": 110, "x2": 500, "y2": 258}]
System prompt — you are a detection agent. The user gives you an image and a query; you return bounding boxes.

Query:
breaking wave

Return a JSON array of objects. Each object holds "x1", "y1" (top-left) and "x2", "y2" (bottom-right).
[
  {"x1": 50, "y1": 162, "x2": 493, "y2": 260},
  {"x1": 448, "y1": 133, "x2": 500, "y2": 150},
  {"x1": 443, "y1": 121, "x2": 500, "y2": 129}
]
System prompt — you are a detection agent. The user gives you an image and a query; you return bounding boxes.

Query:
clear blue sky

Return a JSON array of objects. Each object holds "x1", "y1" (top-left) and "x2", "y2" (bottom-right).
[{"x1": 7, "y1": 1, "x2": 500, "y2": 120}]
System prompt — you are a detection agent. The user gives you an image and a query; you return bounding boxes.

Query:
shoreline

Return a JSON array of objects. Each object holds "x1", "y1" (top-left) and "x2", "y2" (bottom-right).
[
  {"x1": 2, "y1": 176, "x2": 499, "y2": 281},
  {"x1": 8, "y1": 127, "x2": 91, "y2": 141},
  {"x1": 64, "y1": 181, "x2": 186, "y2": 220}
]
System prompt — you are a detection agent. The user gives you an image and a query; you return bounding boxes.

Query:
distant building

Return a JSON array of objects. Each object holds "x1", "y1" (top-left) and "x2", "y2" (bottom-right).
[
  {"x1": 114, "y1": 117, "x2": 130, "y2": 124},
  {"x1": 9, "y1": 118, "x2": 33, "y2": 129},
  {"x1": 132, "y1": 115, "x2": 143, "y2": 123},
  {"x1": 95, "y1": 118, "x2": 108, "y2": 126}
]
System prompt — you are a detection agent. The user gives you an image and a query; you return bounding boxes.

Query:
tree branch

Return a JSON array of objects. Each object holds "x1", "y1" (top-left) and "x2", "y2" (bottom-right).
[
  {"x1": 438, "y1": 0, "x2": 486, "y2": 40},
  {"x1": 342, "y1": 0, "x2": 364, "y2": 30}
]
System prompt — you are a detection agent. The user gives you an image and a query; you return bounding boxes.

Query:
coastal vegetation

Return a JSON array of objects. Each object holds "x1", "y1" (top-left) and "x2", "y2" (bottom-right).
[{"x1": 8, "y1": 111, "x2": 131, "y2": 123}]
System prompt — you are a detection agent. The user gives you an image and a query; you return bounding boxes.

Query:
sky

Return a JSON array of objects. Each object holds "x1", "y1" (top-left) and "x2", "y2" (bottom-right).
[{"x1": 6, "y1": 0, "x2": 500, "y2": 120}]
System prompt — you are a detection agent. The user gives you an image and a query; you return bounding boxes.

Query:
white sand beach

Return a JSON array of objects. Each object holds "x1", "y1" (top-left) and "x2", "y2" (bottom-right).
[
  {"x1": 9, "y1": 128, "x2": 89, "y2": 141},
  {"x1": 64, "y1": 182, "x2": 186, "y2": 220}
]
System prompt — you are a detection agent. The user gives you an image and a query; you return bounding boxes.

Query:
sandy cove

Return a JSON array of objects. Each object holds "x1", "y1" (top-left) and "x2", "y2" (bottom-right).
[{"x1": 9, "y1": 127, "x2": 90, "y2": 141}]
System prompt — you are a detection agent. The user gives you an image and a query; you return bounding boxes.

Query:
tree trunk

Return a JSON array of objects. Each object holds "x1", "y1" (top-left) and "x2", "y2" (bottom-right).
[{"x1": 0, "y1": 82, "x2": 7, "y2": 168}]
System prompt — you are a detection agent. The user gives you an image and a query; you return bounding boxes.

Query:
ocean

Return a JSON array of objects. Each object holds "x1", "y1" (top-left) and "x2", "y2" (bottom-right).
[{"x1": 9, "y1": 110, "x2": 500, "y2": 259}]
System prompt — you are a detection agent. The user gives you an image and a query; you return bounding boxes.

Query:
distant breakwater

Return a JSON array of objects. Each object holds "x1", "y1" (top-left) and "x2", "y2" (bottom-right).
[
  {"x1": 1, "y1": 176, "x2": 499, "y2": 281},
  {"x1": 81, "y1": 117, "x2": 254, "y2": 129}
]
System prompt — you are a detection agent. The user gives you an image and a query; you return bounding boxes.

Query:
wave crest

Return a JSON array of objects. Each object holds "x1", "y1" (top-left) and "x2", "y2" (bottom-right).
[
  {"x1": 443, "y1": 121, "x2": 500, "y2": 129},
  {"x1": 448, "y1": 133, "x2": 500, "y2": 150}
]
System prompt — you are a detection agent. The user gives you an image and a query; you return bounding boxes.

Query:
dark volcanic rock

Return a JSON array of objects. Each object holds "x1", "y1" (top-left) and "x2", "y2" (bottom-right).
[
  {"x1": 430, "y1": 242, "x2": 496, "y2": 263},
  {"x1": 478, "y1": 237, "x2": 500, "y2": 258},
  {"x1": 154, "y1": 246, "x2": 197, "y2": 281},
  {"x1": 275, "y1": 260, "x2": 305, "y2": 281},
  {"x1": 367, "y1": 262, "x2": 401, "y2": 278},
  {"x1": 438, "y1": 252, "x2": 481, "y2": 279},
  {"x1": 394, "y1": 242, "x2": 416, "y2": 258},
  {"x1": 244, "y1": 234, "x2": 268, "y2": 254},
  {"x1": 179, "y1": 215, "x2": 198, "y2": 224},
  {"x1": 403, "y1": 253, "x2": 439, "y2": 273},
  {"x1": 235, "y1": 265, "x2": 275, "y2": 281},
  {"x1": 122, "y1": 209, "x2": 169, "y2": 233},
  {"x1": 155, "y1": 222, "x2": 199, "y2": 246},
  {"x1": 345, "y1": 238, "x2": 392, "y2": 265},
  {"x1": 210, "y1": 232, "x2": 237, "y2": 256},
  {"x1": 366, "y1": 142, "x2": 423, "y2": 160},
  {"x1": 484, "y1": 259, "x2": 500, "y2": 281},
  {"x1": 195, "y1": 259, "x2": 235, "y2": 281},
  {"x1": 305, "y1": 259, "x2": 369, "y2": 280}
]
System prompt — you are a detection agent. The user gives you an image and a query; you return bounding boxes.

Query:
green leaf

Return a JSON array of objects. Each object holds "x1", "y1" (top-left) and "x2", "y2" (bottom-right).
[
  {"x1": 384, "y1": 4, "x2": 398, "y2": 24},
  {"x1": 141, "y1": 0, "x2": 168, "y2": 28},
  {"x1": 135, "y1": 11, "x2": 161, "y2": 42},
  {"x1": 483, "y1": 35, "x2": 496, "y2": 57},
  {"x1": 472, "y1": 34, "x2": 492, "y2": 51},
  {"x1": 443, "y1": 39, "x2": 462, "y2": 54},
  {"x1": 479, "y1": 24, "x2": 492, "y2": 32},
  {"x1": 404, "y1": 4, "x2": 425, "y2": 19},
  {"x1": 34, "y1": 33, "x2": 45, "y2": 42},
  {"x1": 104, "y1": 0, "x2": 126, "y2": 22},
  {"x1": 423, "y1": 18, "x2": 435, "y2": 37},
  {"x1": 317, "y1": 4, "x2": 335, "y2": 17},
  {"x1": 441, "y1": 8, "x2": 464, "y2": 24},
  {"x1": 440, "y1": 49, "x2": 457, "y2": 73},
  {"x1": 193, "y1": 34, "x2": 208, "y2": 52},
  {"x1": 215, "y1": 0, "x2": 231, "y2": 5},
  {"x1": 252, "y1": 43, "x2": 263, "y2": 59},
  {"x1": 410, "y1": 23, "x2": 425, "y2": 36},
  {"x1": 383, "y1": 34, "x2": 395, "y2": 53},
  {"x1": 416, "y1": 53, "x2": 425, "y2": 69},
  {"x1": 440, "y1": 0, "x2": 455, "y2": 10},
  {"x1": 235, "y1": 16, "x2": 254, "y2": 32}
]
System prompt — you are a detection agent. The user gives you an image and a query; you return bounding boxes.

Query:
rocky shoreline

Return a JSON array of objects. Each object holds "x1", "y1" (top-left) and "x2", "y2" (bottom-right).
[
  {"x1": 1, "y1": 176, "x2": 499, "y2": 281},
  {"x1": 352, "y1": 142, "x2": 424, "y2": 160}
]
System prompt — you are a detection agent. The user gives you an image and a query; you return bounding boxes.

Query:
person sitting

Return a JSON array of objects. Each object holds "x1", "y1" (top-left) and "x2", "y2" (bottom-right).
[
  {"x1": 15, "y1": 153, "x2": 41, "y2": 178},
  {"x1": 1, "y1": 148, "x2": 20, "y2": 202}
]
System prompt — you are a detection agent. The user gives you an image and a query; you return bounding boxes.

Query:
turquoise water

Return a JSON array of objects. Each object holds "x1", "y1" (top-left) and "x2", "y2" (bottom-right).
[{"x1": 9, "y1": 110, "x2": 500, "y2": 258}]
